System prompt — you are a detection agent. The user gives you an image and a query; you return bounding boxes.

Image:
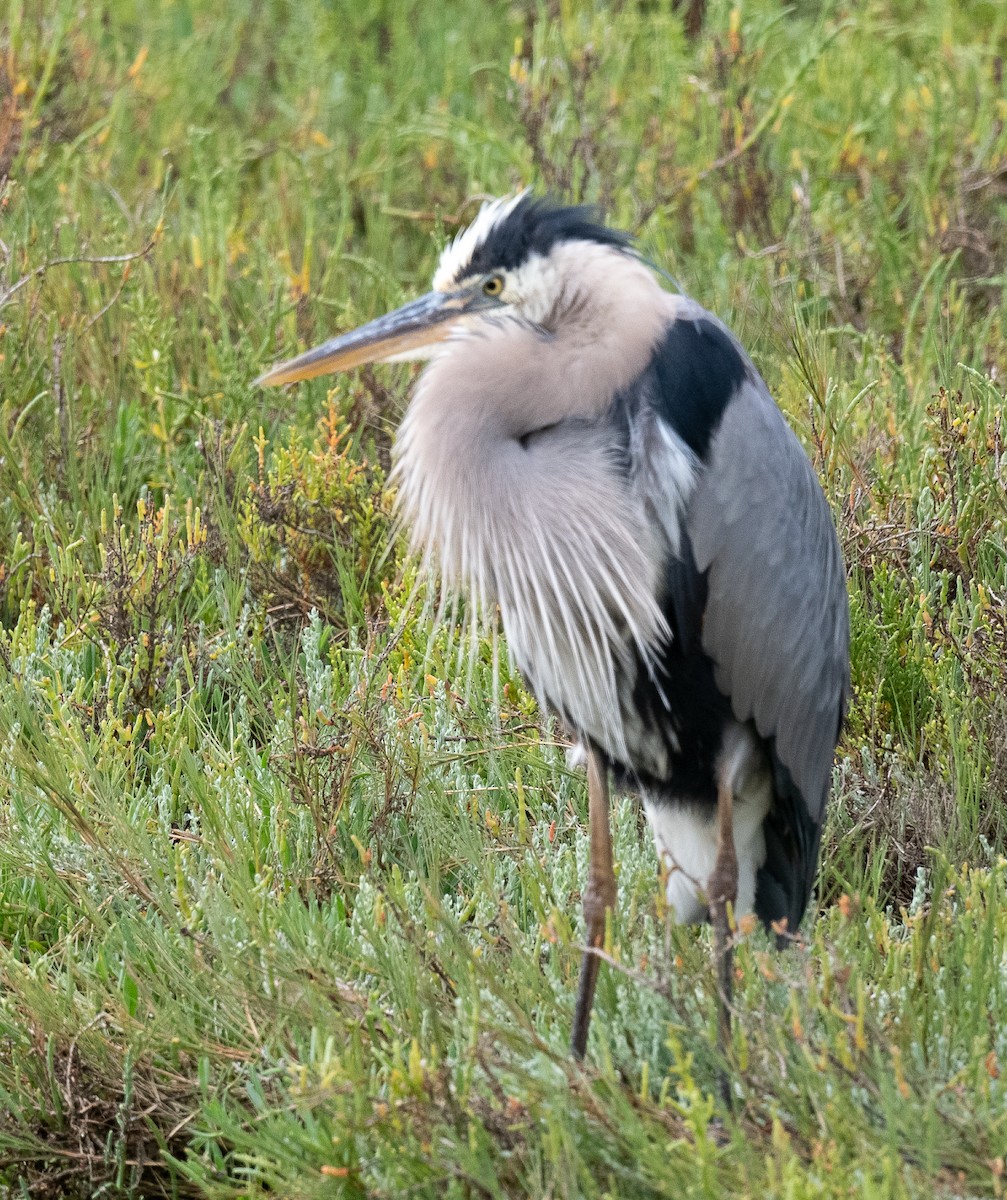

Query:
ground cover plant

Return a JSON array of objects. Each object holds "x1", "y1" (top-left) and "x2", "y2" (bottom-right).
[{"x1": 1, "y1": 0, "x2": 1006, "y2": 1195}]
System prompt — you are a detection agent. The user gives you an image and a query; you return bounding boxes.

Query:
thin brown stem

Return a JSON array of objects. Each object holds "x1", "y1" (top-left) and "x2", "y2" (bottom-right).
[{"x1": 0, "y1": 235, "x2": 158, "y2": 309}]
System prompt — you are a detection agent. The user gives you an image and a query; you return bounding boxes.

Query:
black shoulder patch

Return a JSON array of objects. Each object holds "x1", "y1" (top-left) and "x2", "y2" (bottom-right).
[
  {"x1": 462, "y1": 195, "x2": 633, "y2": 279},
  {"x1": 649, "y1": 317, "x2": 748, "y2": 459}
]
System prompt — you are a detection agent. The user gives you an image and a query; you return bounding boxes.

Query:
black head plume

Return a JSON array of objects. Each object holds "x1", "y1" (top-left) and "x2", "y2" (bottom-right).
[{"x1": 455, "y1": 194, "x2": 633, "y2": 280}]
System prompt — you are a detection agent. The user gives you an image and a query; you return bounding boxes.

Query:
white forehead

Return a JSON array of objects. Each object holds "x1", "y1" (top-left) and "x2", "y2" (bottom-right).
[{"x1": 432, "y1": 192, "x2": 528, "y2": 292}]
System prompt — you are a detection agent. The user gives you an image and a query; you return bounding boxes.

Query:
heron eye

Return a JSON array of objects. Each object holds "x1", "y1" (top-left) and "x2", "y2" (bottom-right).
[{"x1": 482, "y1": 274, "x2": 504, "y2": 297}]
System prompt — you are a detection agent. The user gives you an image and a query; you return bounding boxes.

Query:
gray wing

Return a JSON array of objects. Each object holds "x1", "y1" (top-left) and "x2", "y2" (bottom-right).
[{"x1": 687, "y1": 374, "x2": 850, "y2": 824}]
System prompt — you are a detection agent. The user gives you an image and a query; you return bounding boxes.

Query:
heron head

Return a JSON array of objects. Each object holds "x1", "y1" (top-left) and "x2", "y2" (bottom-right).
[{"x1": 254, "y1": 193, "x2": 638, "y2": 387}]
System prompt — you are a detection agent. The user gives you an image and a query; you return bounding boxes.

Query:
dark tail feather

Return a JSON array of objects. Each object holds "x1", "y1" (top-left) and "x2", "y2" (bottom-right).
[{"x1": 754, "y1": 748, "x2": 824, "y2": 942}]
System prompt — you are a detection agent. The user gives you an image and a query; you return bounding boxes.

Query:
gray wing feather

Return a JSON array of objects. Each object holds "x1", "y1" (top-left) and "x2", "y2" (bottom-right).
[{"x1": 687, "y1": 377, "x2": 849, "y2": 821}]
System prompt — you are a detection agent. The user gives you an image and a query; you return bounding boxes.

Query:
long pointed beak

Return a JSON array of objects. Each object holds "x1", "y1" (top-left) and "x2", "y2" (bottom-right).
[{"x1": 254, "y1": 289, "x2": 471, "y2": 387}]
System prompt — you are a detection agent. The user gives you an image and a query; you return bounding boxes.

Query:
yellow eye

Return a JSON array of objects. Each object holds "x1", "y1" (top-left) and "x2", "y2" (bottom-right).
[{"x1": 482, "y1": 274, "x2": 504, "y2": 297}]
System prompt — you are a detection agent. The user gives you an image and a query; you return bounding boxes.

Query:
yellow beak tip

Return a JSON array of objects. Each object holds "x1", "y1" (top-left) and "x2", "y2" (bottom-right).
[{"x1": 251, "y1": 288, "x2": 466, "y2": 390}]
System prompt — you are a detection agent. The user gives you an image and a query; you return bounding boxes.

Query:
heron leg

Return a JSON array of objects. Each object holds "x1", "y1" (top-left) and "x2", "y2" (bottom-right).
[
  {"x1": 571, "y1": 748, "x2": 615, "y2": 1060},
  {"x1": 708, "y1": 777, "x2": 738, "y2": 1106}
]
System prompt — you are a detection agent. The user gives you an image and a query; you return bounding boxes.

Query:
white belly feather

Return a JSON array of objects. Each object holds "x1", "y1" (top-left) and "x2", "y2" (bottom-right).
[{"x1": 645, "y1": 722, "x2": 772, "y2": 922}]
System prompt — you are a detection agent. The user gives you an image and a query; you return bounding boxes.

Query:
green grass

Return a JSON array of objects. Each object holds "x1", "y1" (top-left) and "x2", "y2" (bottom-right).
[{"x1": 1, "y1": 0, "x2": 1006, "y2": 1195}]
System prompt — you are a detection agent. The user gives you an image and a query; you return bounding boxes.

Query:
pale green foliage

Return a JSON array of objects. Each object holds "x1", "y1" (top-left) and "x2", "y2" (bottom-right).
[{"x1": 0, "y1": 0, "x2": 1006, "y2": 1196}]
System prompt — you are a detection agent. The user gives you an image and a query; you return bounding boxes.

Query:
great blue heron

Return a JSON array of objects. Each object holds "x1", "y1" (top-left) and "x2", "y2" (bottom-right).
[{"x1": 257, "y1": 194, "x2": 850, "y2": 1086}]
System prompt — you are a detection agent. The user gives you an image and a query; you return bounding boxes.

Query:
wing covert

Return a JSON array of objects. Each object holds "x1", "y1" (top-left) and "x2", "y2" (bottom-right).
[
  {"x1": 621, "y1": 310, "x2": 849, "y2": 929},
  {"x1": 687, "y1": 375, "x2": 849, "y2": 823}
]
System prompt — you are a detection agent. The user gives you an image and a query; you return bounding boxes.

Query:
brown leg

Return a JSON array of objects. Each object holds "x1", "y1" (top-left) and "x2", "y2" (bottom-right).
[
  {"x1": 708, "y1": 777, "x2": 739, "y2": 1106},
  {"x1": 571, "y1": 748, "x2": 615, "y2": 1060}
]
